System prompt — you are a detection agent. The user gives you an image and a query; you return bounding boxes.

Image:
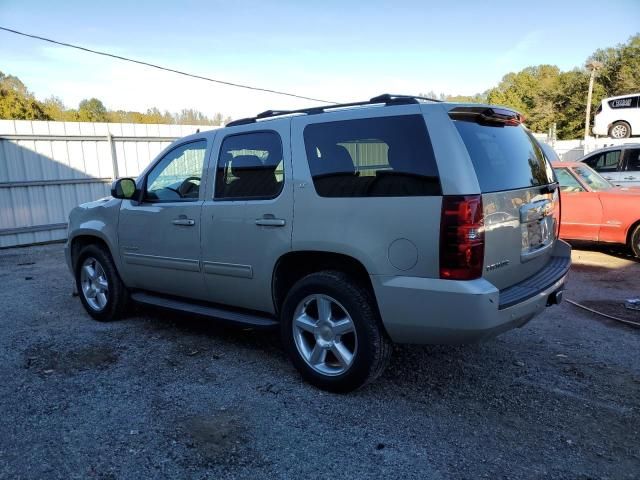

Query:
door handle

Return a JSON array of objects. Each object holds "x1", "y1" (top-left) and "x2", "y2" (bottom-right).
[
  {"x1": 255, "y1": 214, "x2": 286, "y2": 227},
  {"x1": 172, "y1": 218, "x2": 195, "y2": 226},
  {"x1": 624, "y1": 176, "x2": 636, "y2": 180}
]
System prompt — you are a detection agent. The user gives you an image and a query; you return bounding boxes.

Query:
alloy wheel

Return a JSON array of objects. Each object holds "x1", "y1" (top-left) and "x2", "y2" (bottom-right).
[
  {"x1": 611, "y1": 124, "x2": 629, "y2": 138},
  {"x1": 292, "y1": 294, "x2": 358, "y2": 376},
  {"x1": 80, "y1": 257, "x2": 109, "y2": 311}
]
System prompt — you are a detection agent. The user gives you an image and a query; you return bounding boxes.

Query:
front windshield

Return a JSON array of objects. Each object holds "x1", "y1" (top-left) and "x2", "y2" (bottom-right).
[{"x1": 572, "y1": 165, "x2": 612, "y2": 191}]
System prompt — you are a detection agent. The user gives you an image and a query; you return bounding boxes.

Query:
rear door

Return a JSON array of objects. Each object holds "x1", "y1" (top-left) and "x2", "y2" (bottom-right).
[
  {"x1": 200, "y1": 123, "x2": 293, "y2": 314},
  {"x1": 620, "y1": 147, "x2": 640, "y2": 187},
  {"x1": 450, "y1": 109, "x2": 559, "y2": 290}
]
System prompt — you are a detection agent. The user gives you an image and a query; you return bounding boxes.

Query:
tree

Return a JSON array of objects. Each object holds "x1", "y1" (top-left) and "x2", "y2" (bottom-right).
[
  {"x1": 77, "y1": 98, "x2": 108, "y2": 122},
  {"x1": 42, "y1": 96, "x2": 78, "y2": 121},
  {"x1": 486, "y1": 65, "x2": 561, "y2": 133},
  {"x1": 588, "y1": 34, "x2": 640, "y2": 96},
  {"x1": 553, "y1": 69, "x2": 605, "y2": 139},
  {"x1": 0, "y1": 71, "x2": 50, "y2": 120}
]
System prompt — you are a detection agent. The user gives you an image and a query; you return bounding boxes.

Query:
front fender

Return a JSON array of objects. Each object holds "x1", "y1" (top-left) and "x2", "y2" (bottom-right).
[{"x1": 67, "y1": 197, "x2": 123, "y2": 274}]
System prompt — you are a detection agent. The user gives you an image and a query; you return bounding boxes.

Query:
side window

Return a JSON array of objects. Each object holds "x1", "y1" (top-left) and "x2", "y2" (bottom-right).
[
  {"x1": 625, "y1": 149, "x2": 640, "y2": 171},
  {"x1": 554, "y1": 168, "x2": 584, "y2": 193},
  {"x1": 585, "y1": 151, "x2": 620, "y2": 172},
  {"x1": 608, "y1": 96, "x2": 638, "y2": 109},
  {"x1": 214, "y1": 131, "x2": 283, "y2": 200},
  {"x1": 145, "y1": 140, "x2": 207, "y2": 202},
  {"x1": 303, "y1": 115, "x2": 440, "y2": 197}
]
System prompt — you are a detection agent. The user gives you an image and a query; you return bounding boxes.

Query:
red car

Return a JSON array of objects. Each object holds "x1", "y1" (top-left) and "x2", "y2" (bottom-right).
[{"x1": 552, "y1": 161, "x2": 640, "y2": 257}]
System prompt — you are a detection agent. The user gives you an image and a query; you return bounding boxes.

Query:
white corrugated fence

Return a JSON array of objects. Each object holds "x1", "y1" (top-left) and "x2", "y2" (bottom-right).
[{"x1": 0, "y1": 119, "x2": 216, "y2": 248}]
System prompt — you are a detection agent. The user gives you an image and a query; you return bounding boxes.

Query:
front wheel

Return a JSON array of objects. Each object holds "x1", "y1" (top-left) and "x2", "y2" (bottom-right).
[
  {"x1": 280, "y1": 271, "x2": 392, "y2": 392},
  {"x1": 630, "y1": 225, "x2": 640, "y2": 258},
  {"x1": 609, "y1": 121, "x2": 631, "y2": 139},
  {"x1": 75, "y1": 244, "x2": 129, "y2": 321}
]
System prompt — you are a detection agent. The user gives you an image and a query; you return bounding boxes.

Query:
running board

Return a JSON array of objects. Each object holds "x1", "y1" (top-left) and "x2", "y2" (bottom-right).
[{"x1": 130, "y1": 292, "x2": 278, "y2": 328}]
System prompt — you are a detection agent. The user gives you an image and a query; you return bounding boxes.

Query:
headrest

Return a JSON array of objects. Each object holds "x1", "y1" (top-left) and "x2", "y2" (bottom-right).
[
  {"x1": 231, "y1": 155, "x2": 262, "y2": 177},
  {"x1": 314, "y1": 144, "x2": 355, "y2": 176}
]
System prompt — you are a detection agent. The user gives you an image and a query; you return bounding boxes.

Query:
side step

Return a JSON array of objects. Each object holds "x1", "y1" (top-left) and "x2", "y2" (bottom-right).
[{"x1": 130, "y1": 292, "x2": 278, "y2": 329}]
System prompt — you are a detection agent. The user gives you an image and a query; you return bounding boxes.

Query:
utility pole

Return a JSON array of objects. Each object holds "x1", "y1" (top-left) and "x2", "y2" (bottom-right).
[{"x1": 584, "y1": 60, "x2": 603, "y2": 147}]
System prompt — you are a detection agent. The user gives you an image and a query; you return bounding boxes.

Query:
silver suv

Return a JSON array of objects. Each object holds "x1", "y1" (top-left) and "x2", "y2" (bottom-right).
[{"x1": 66, "y1": 94, "x2": 571, "y2": 392}]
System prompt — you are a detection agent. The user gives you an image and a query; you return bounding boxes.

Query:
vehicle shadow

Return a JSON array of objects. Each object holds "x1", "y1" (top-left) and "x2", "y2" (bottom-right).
[
  {"x1": 129, "y1": 302, "x2": 513, "y2": 395},
  {"x1": 566, "y1": 240, "x2": 639, "y2": 263}
]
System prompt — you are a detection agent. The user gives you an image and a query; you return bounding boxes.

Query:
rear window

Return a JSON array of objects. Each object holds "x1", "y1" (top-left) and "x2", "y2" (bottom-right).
[
  {"x1": 608, "y1": 96, "x2": 638, "y2": 109},
  {"x1": 452, "y1": 119, "x2": 554, "y2": 192},
  {"x1": 303, "y1": 115, "x2": 441, "y2": 197}
]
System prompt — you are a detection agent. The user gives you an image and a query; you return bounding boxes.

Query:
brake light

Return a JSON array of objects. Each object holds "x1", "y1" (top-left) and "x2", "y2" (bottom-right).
[{"x1": 439, "y1": 195, "x2": 485, "y2": 280}]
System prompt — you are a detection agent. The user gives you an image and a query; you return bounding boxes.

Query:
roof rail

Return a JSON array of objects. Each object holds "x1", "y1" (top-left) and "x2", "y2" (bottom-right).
[{"x1": 225, "y1": 93, "x2": 442, "y2": 127}]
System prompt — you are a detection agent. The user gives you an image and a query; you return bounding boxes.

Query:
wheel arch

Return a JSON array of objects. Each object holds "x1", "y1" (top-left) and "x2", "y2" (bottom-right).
[
  {"x1": 272, "y1": 250, "x2": 376, "y2": 315},
  {"x1": 626, "y1": 219, "x2": 640, "y2": 248},
  {"x1": 69, "y1": 232, "x2": 115, "y2": 273},
  {"x1": 609, "y1": 120, "x2": 632, "y2": 137}
]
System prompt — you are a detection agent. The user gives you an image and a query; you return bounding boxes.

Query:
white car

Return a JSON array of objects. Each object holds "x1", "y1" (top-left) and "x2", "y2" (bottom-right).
[{"x1": 593, "y1": 93, "x2": 640, "y2": 138}]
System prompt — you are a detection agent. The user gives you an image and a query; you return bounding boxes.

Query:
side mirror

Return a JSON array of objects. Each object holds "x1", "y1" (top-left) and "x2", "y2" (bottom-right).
[{"x1": 111, "y1": 178, "x2": 137, "y2": 199}]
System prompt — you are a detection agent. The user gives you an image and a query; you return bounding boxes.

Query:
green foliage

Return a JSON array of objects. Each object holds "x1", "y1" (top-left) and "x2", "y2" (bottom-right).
[
  {"x1": 427, "y1": 33, "x2": 639, "y2": 139},
  {"x1": 0, "y1": 72, "x2": 51, "y2": 120},
  {"x1": 588, "y1": 34, "x2": 640, "y2": 96},
  {"x1": 0, "y1": 70, "x2": 228, "y2": 125},
  {"x1": 77, "y1": 98, "x2": 108, "y2": 122}
]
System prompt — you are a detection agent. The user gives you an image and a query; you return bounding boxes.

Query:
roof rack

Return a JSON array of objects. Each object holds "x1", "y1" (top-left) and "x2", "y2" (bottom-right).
[{"x1": 225, "y1": 94, "x2": 442, "y2": 127}]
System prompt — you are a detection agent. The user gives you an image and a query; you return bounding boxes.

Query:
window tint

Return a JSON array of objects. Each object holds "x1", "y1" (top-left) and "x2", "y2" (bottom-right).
[
  {"x1": 145, "y1": 140, "x2": 207, "y2": 202},
  {"x1": 584, "y1": 150, "x2": 620, "y2": 172},
  {"x1": 554, "y1": 168, "x2": 584, "y2": 193},
  {"x1": 452, "y1": 121, "x2": 554, "y2": 192},
  {"x1": 573, "y1": 165, "x2": 612, "y2": 191},
  {"x1": 215, "y1": 131, "x2": 283, "y2": 200},
  {"x1": 625, "y1": 148, "x2": 640, "y2": 171},
  {"x1": 303, "y1": 115, "x2": 440, "y2": 197},
  {"x1": 608, "y1": 96, "x2": 639, "y2": 109}
]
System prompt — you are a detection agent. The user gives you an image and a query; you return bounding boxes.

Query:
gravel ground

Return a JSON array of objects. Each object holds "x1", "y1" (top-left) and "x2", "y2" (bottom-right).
[{"x1": 0, "y1": 242, "x2": 639, "y2": 480}]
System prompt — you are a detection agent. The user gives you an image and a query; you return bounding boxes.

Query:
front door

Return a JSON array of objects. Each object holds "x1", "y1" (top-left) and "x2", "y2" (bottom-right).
[
  {"x1": 200, "y1": 124, "x2": 293, "y2": 314},
  {"x1": 118, "y1": 139, "x2": 209, "y2": 299},
  {"x1": 583, "y1": 149, "x2": 622, "y2": 185}
]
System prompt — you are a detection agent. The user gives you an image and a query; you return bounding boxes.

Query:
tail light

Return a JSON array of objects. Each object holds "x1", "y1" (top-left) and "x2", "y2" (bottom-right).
[{"x1": 439, "y1": 195, "x2": 485, "y2": 280}]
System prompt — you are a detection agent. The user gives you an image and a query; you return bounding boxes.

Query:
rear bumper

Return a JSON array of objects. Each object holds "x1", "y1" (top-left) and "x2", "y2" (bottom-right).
[
  {"x1": 371, "y1": 240, "x2": 571, "y2": 344},
  {"x1": 592, "y1": 117, "x2": 608, "y2": 136}
]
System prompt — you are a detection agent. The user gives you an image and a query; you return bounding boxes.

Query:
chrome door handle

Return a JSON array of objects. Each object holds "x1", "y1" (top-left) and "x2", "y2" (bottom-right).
[
  {"x1": 255, "y1": 217, "x2": 286, "y2": 227},
  {"x1": 172, "y1": 218, "x2": 195, "y2": 226},
  {"x1": 624, "y1": 176, "x2": 636, "y2": 180}
]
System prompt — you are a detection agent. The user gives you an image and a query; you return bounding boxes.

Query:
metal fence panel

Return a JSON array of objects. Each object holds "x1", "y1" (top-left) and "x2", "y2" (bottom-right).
[{"x1": 0, "y1": 119, "x2": 216, "y2": 248}]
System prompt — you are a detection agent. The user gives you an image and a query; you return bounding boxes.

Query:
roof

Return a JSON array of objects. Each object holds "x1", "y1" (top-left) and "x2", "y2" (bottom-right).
[
  {"x1": 580, "y1": 143, "x2": 640, "y2": 157},
  {"x1": 601, "y1": 92, "x2": 640, "y2": 101},
  {"x1": 225, "y1": 94, "x2": 443, "y2": 127}
]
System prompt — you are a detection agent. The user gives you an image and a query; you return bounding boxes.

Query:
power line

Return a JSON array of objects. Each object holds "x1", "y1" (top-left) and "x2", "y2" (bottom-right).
[{"x1": 0, "y1": 26, "x2": 337, "y2": 105}]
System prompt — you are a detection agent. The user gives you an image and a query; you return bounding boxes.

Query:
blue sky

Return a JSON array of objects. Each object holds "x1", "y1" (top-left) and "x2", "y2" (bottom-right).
[{"x1": 1, "y1": 0, "x2": 639, "y2": 119}]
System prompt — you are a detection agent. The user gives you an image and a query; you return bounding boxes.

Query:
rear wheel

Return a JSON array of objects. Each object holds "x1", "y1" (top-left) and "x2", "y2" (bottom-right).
[
  {"x1": 630, "y1": 225, "x2": 640, "y2": 258},
  {"x1": 75, "y1": 244, "x2": 129, "y2": 321},
  {"x1": 609, "y1": 121, "x2": 631, "y2": 139},
  {"x1": 280, "y1": 270, "x2": 392, "y2": 392}
]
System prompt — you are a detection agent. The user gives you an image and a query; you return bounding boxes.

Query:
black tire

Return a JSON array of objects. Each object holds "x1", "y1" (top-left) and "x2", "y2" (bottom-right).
[
  {"x1": 75, "y1": 244, "x2": 129, "y2": 321},
  {"x1": 609, "y1": 121, "x2": 631, "y2": 139},
  {"x1": 630, "y1": 224, "x2": 640, "y2": 259},
  {"x1": 280, "y1": 270, "x2": 392, "y2": 393}
]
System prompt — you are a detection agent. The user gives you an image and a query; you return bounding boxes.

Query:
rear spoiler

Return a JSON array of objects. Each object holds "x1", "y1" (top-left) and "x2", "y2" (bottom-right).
[{"x1": 449, "y1": 106, "x2": 525, "y2": 126}]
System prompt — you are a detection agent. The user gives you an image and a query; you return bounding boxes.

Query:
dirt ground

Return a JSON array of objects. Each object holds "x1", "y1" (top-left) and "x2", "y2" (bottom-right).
[{"x1": 0, "y1": 242, "x2": 638, "y2": 480}]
